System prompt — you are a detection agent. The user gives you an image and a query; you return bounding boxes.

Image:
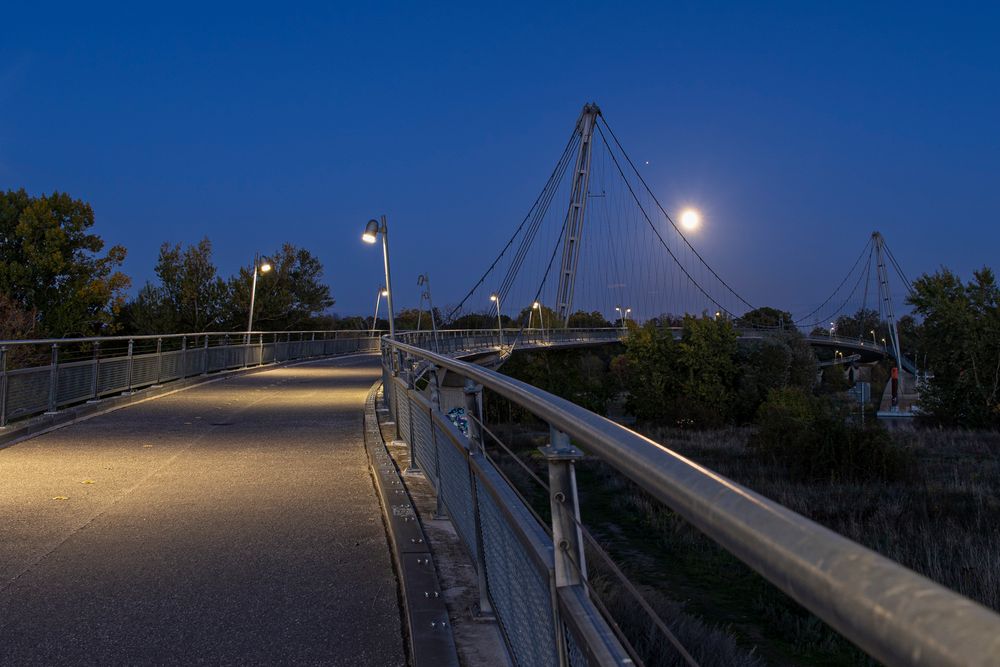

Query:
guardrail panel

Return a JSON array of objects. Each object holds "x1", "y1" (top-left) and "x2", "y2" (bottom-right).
[
  {"x1": 475, "y1": 467, "x2": 558, "y2": 667},
  {"x1": 98, "y1": 358, "x2": 129, "y2": 395},
  {"x1": 396, "y1": 379, "x2": 411, "y2": 444},
  {"x1": 56, "y1": 361, "x2": 95, "y2": 407},
  {"x1": 432, "y1": 417, "x2": 478, "y2": 563},
  {"x1": 409, "y1": 392, "x2": 434, "y2": 480},
  {"x1": 5, "y1": 368, "x2": 50, "y2": 419}
]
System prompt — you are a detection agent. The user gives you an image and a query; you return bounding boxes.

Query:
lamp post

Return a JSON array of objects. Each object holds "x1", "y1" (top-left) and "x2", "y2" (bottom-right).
[
  {"x1": 247, "y1": 254, "x2": 272, "y2": 341},
  {"x1": 417, "y1": 274, "x2": 440, "y2": 352},
  {"x1": 870, "y1": 330, "x2": 877, "y2": 346},
  {"x1": 371, "y1": 287, "x2": 388, "y2": 337},
  {"x1": 615, "y1": 306, "x2": 631, "y2": 333},
  {"x1": 829, "y1": 322, "x2": 836, "y2": 338},
  {"x1": 490, "y1": 293, "x2": 504, "y2": 348},
  {"x1": 362, "y1": 216, "x2": 395, "y2": 341}
]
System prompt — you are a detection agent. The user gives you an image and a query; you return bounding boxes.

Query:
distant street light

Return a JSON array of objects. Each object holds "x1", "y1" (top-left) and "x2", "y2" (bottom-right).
[
  {"x1": 615, "y1": 306, "x2": 632, "y2": 333},
  {"x1": 247, "y1": 253, "x2": 272, "y2": 340},
  {"x1": 371, "y1": 287, "x2": 388, "y2": 336},
  {"x1": 532, "y1": 301, "x2": 546, "y2": 336},
  {"x1": 490, "y1": 293, "x2": 504, "y2": 348},
  {"x1": 870, "y1": 330, "x2": 877, "y2": 346},
  {"x1": 417, "y1": 274, "x2": 440, "y2": 352},
  {"x1": 829, "y1": 322, "x2": 836, "y2": 338},
  {"x1": 362, "y1": 216, "x2": 395, "y2": 341}
]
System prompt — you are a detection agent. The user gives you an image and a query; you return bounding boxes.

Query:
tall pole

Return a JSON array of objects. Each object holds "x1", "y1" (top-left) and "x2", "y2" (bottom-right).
[
  {"x1": 372, "y1": 288, "x2": 384, "y2": 336},
  {"x1": 491, "y1": 294, "x2": 504, "y2": 349},
  {"x1": 247, "y1": 252, "x2": 259, "y2": 343},
  {"x1": 381, "y1": 216, "x2": 396, "y2": 341}
]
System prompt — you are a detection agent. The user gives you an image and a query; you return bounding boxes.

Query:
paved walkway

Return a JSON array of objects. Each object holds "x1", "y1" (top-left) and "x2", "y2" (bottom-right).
[{"x1": 0, "y1": 355, "x2": 405, "y2": 666}]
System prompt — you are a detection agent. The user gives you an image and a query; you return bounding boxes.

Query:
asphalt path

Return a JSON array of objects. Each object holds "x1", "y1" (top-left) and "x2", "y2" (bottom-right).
[{"x1": 0, "y1": 354, "x2": 405, "y2": 666}]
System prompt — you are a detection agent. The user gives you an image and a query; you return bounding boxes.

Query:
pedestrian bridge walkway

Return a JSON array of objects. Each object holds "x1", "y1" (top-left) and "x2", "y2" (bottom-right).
[{"x1": 0, "y1": 355, "x2": 405, "y2": 666}]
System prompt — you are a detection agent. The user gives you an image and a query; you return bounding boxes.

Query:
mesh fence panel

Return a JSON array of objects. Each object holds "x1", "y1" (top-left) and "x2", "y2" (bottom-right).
[
  {"x1": 477, "y1": 478, "x2": 558, "y2": 667},
  {"x1": 57, "y1": 362, "x2": 94, "y2": 406},
  {"x1": 160, "y1": 350, "x2": 183, "y2": 381},
  {"x1": 396, "y1": 381, "x2": 411, "y2": 443},
  {"x1": 410, "y1": 395, "x2": 435, "y2": 477},
  {"x1": 98, "y1": 358, "x2": 129, "y2": 395},
  {"x1": 434, "y1": 420, "x2": 478, "y2": 562},
  {"x1": 5, "y1": 369, "x2": 50, "y2": 418},
  {"x1": 131, "y1": 354, "x2": 159, "y2": 388}
]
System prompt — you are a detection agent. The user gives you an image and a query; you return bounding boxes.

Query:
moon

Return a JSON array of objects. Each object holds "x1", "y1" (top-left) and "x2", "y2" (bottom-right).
[{"x1": 680, "y1": 208, "x2": 701, "y2": 231}]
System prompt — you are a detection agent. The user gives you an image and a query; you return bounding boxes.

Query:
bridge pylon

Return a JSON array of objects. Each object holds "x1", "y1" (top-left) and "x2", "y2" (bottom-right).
[{"x1": 555, "y1": 102, "x2": 601, "y2": 326}]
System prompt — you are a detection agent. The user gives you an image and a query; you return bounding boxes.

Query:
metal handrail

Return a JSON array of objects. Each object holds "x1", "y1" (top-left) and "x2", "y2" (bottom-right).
[
  {"x1": 385, "y1": 334, "x2": 1000, "y2": 666},
  {"x1": 0, "y1": 329, "x2": 388, "y2": 347}
]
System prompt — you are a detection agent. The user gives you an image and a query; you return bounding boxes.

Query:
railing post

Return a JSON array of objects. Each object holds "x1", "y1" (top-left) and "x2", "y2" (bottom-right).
[
  {"x1": 46, "y1": 343, "x2": 59, "y2": 413},
  {"x1": 202, "y1": 335, "x2": 209, "y2": 375},
  {"x1": 258, "y1": 332, "x2": 264, "y2": 366},
  {"x1": 125, "y1": 339, "x2": 135, "y2": 393},
  {"x1": 540, "y1": 428, "x2": 586, "y2": 667},
  {"x1": 180, "y1": 336, "x2": 187, "y2": 377},
  {"x1": 540, "y1": 428, "x2": 587, "y2": 588},
  {"x1": 402, "y1": 356, "x2": 420, "y2": 474},
  {"x1": 89, "y1": 342, "x2": 101, "y2": 401},
  {"x1": 428, "y1": 368, "x2": 447, "y2": 518},
  {"x1": 0, "y1": 346, "x2": 8, "y2": 426},
  {"x1": 155, "y1": 337, "x2": 163, "y2": 384},
  {"x1": 464, "y1": 377, "x2": 494, "y2": 617}
]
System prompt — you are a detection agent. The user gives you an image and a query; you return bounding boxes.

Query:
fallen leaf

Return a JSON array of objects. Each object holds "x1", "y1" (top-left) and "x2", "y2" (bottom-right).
[
  {"x1": 81, "y1": 480, "x2": 94, "y2": 485},
  {"x1": 52, "y1": 496, "x2": 69, "y2": 501}
]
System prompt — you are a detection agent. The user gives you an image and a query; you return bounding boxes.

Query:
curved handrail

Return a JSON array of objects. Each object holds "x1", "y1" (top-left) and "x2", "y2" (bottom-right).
[{"x1": 385, "y1": 334, "x2": 1000, "y2": 666}]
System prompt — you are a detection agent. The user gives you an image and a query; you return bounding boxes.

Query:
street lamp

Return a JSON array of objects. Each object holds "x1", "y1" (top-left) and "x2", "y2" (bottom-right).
[
  {"x1": 417, "y1": 274, "x2": 440, "y2": 352},
  {"x1": 371, "y1": 287, "x2": 388, "y2": 337},
  {"x1": 870, "y1": 330, "x2": 877, "y2": 346},
  {"x1": 361, "y1": 216, "x2": 395, "y2": 341},
  {"x1": 490, "y1": 293, "x2": 504, "y2": 348},
  {"x1": 532, "y1": 301, "x2": 546, "y2": 339},
  {"x1": 829, "y1": 322, "x2": 836, "y2": 338},
  {"x1": 247, "y1": 253, "x2": 272, "y2": 340},
  {"x1": 615, "y1": 306, "x2": 631, "y2": 333}
]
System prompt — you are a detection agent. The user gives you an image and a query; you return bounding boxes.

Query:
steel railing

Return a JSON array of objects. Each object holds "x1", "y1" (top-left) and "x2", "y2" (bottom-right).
[
  {"x1": 0, "y1": 330, "x2": 383, "y2": 427},
  {"x1": 381, "y1": 329, "x2": 1000, "y2": 667}
]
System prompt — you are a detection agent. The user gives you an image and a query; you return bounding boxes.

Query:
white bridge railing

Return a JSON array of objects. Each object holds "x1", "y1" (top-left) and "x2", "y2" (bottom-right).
[
  {"x1": 0, "y1": 330, "x2": 381, "y2": 427},
  {"x1": 381, "y1": 329, "x2": 1000, "y2": 667}
]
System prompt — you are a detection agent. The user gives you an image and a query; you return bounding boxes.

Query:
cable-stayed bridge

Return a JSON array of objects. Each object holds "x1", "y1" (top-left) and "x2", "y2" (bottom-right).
[{"x1": 2, "y1": 106, "x2": 996, "y2": 666}]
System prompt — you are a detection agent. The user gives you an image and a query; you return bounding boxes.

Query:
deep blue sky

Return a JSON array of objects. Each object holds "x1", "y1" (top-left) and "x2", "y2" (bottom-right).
[{"x1": 2, "y1": 2, "x2": 999, "y2": 317}]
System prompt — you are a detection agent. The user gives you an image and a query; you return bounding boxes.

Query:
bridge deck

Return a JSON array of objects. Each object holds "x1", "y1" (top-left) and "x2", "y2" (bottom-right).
[{"x1": 0, "y1": 355, "x2": 404, "y2": 666}]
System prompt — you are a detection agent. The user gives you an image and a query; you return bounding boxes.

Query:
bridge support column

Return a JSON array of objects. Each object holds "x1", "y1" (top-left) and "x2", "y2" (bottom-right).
[{"x1": 464, "y1": 378, "x2": 494, "y2": 618}]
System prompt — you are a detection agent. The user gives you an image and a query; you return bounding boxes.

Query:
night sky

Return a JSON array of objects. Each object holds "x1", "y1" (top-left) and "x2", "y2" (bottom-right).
[{"x1": 2, "y1": 3, "x2": 998, "y2": 318}]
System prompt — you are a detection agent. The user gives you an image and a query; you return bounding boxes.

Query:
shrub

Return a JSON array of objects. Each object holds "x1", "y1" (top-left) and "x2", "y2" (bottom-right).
[{"x1": 750, "y1": 388, "x2": 914, "y2": 482}]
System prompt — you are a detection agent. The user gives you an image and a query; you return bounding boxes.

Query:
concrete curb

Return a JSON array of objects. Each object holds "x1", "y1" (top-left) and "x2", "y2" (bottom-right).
[
  {"x1": 363, "y1": 381, "x2": 460, "y2": 667},
  {"x1": 0, "y1": 352, "x2": 374, "y2": 450}
]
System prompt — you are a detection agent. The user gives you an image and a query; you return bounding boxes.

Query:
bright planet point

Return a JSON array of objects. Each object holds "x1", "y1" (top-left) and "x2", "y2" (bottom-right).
[{"x1": 680, "y1": 208, "x2": 701, "y2": 230}]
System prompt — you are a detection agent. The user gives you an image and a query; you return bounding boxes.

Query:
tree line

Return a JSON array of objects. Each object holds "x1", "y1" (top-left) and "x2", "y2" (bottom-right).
[{"x1": 1, "y1": 189, "x2": 334, "y2": 338}]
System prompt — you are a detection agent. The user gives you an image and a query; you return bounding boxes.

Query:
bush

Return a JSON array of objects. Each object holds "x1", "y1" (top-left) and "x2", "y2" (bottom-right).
[{"x1": 750, "y1": 388, "x2": 913, "y2": 482}]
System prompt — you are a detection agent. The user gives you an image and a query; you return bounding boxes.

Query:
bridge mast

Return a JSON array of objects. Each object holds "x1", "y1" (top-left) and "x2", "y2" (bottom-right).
[
  {"x1": 873, "y1": 231, "x2": 904, "y2": 397},
  {"x1": 555, "y1": 103, "x2": 601, "y2": 326}
]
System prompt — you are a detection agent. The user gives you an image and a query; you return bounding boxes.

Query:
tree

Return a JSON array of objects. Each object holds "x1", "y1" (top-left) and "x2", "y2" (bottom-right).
[
  {"x1": 156, "y1": 238, "x2": 228, "y2": 332},
  {"x1": 567, "y1": 310, "x2": 612, "y2": 328},
  {"x1": 0, "y1": 189, "x2": 130, "y2": 336},
  {"x1": 675, "y1": 315, "x2": 738, "y2": 426},
  {"x1": 740, "y1": 306, "x2": 793, "y2": 329},
  {"x1": 612, "y1": 321, "x2": 680, "y2": 422},
  {"x1": 908, "y1": 267, "x2": 1000, "y2": 427},
  {"x1": 225, "y1": 244, "x2": 334, "y2": 331}
]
